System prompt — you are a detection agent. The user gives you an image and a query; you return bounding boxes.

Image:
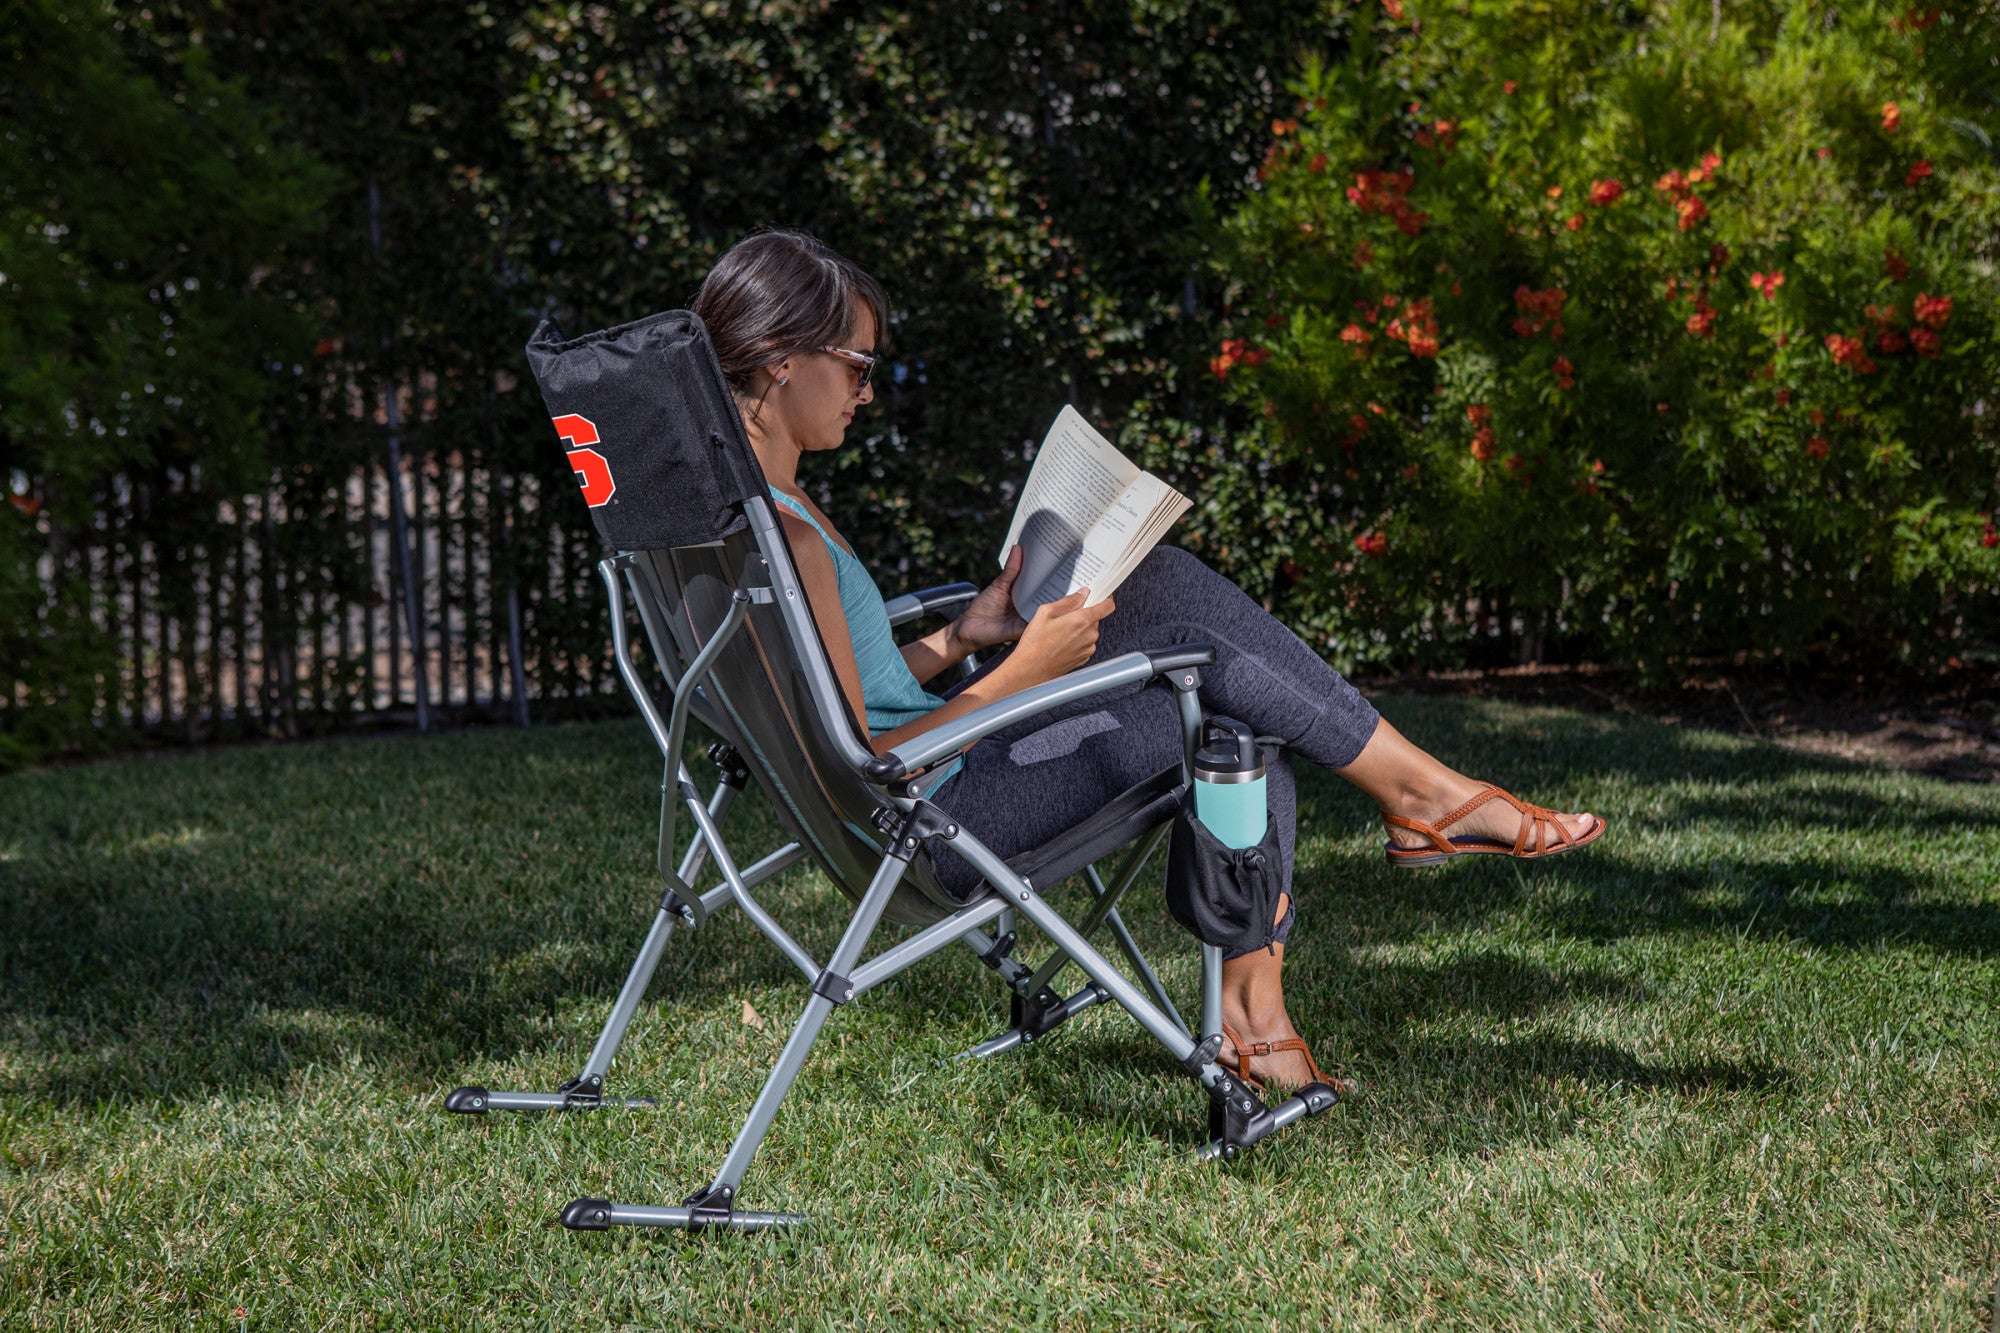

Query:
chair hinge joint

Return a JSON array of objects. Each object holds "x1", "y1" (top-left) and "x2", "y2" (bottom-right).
[
  {"x1": 811, "y1": 970, "x2": 856, "y2": 1005},
  {"x1": 706, "y1": 742, "x2": 750, "y2": 788},
  {"x1": 978, "y1": 931, "x2": 1017, "y2": 971},
  {"x1": 1180, "y1": 1032, "x2": 1224, "y2": 1079},
  {"x1": 885, "y1": 801, "x2": 958, "y2": 862}
]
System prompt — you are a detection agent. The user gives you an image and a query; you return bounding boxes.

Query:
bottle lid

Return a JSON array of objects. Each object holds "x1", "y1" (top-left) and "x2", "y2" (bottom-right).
[{"x1": 1193, "y1": 717, "x2": 1264, "y2": 781}]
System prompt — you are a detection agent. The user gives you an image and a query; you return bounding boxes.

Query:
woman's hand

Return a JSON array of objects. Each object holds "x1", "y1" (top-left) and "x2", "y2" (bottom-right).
[
  {"x1": 996, "y1": 587, "x2": 1116, "y2": 689},
  {"x1": 949, "y1": 545, "x2": 1031, "y2": 654}
]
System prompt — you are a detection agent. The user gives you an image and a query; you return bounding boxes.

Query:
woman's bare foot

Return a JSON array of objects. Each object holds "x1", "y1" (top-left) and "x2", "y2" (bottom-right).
[
  {"x1": 1217, "y1": 900, "x2": 1327, "y2": 1090},
  {"x1": 1380, "y1": 775, "x2": 1599, "y2": 852},
  {"x1": 1334, "y1": 717, "x2": 1597, "y2": 854},
  {"x1": 1217, "y1": 1013, "x2": 1321, "y2": 1090}
]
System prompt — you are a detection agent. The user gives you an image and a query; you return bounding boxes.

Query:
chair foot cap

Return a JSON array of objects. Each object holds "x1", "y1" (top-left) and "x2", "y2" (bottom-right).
[
  {"x1": 444, "y1": 1085, "x2": 489, "y2": 1114},
  {"x1": 561, "y1": 1197, "x2": 614, "y2": 1231}
]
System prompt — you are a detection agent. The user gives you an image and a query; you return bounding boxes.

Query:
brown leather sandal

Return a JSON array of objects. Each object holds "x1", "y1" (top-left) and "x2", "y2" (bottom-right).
[
  {"x1": 1383, "y1": 785, "x2": 1605, "y2": 869},
  {"x1": 1220, "y1": 1022, "x2": 1359, "y2": 1097}
]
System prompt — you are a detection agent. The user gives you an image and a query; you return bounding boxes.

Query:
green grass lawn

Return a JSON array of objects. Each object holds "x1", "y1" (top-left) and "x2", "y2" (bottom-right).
[{"x1": 2, "y1": 698, "x2": 1996, "y2": 1329}]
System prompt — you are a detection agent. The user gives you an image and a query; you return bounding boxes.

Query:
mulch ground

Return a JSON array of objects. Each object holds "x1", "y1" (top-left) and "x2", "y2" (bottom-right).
[{"x1": 1362, "y1": 662, "x2": 2000, "y2": 784}]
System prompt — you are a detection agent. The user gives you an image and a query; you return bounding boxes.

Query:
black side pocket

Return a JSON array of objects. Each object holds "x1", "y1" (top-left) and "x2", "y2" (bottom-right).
[{"x1": 1163, "y1": 789, "x2": 1284, "y2": 955}]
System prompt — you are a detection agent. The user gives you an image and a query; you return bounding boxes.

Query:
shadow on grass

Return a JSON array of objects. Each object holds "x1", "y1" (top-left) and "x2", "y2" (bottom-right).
[
  {"x1": 971, "y1": 938, "x2": 1793, "y2": 1164},
  {"x1": 0, "y1": 701, "x2": 1991, "y2": 1115}
]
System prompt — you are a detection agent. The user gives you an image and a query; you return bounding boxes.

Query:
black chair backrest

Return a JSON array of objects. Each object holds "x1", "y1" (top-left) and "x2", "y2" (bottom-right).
[{"x1": 528, "y1": 311, "x2": 972, "y2": 927}]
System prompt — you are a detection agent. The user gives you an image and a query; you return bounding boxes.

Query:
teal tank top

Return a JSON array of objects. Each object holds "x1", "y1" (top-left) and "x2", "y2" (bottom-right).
[{"x1": 769, "y1": 489, "x2": 964, "y2": 788}]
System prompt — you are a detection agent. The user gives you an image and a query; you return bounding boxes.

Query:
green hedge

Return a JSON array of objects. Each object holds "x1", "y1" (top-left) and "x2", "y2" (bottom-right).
[{"x1": 1201, "y1": 0, "x2": 2000, "y2": 672}]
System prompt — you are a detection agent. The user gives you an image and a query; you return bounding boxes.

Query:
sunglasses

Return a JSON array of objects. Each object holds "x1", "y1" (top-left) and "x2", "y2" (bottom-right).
[{"x1": 820, "y1": 344, "x2": 877, "y2": 391}]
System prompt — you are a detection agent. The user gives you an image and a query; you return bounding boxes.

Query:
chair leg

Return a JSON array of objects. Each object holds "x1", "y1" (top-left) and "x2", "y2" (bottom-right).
[
  {"x1": 957, "y1": 825, "x2": 1183, "y2": 1058},
  {"x1": 562, "y1": 818, "x2": 917, "y2": 1231},
  {"x1": 447, "y1": 776, "x2": 805, "y2": 1115},
  {"x1": 949, "y1": 826, "x2": 1347, "y2": 1161}
]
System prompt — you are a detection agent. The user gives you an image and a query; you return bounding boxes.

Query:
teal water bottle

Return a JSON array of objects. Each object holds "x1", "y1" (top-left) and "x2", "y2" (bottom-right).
[{"x1": 1192, "y1": 718, "x2": 1267, "y2": 849}]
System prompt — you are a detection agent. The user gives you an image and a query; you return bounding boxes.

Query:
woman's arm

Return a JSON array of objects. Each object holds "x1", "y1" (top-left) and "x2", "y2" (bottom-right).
[
  {"x1": 870, "y1": 588, "x2": 1113, "y2": 757},
  {"x1": 784, "y1": 511, "x2": 1113, "y2": 760}
]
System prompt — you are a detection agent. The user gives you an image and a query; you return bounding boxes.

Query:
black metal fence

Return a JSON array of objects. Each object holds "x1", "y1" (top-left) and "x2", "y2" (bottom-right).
[{"x1": 7, "y1": 409, "x2": 626, "y2": 751}]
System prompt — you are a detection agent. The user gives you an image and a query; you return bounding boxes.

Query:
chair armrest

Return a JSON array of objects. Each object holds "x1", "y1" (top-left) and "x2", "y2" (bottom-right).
[
  {"x1": 883, "y1": 582, "x2": 980, "y2": 628},
  {"x1": 860, "y1": 643, "x2": 1216, "y2": 782}
]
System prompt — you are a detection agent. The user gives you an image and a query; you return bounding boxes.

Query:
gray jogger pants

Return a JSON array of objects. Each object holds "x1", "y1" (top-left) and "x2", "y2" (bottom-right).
[{"x1": 927, "y1": 546, "x2": 1380, "y2": 954}]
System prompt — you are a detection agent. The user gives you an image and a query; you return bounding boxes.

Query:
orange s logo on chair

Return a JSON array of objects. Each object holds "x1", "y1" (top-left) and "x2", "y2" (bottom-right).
[{"x1": 551, "y1": 414, "x2": 616, "y2": 507}]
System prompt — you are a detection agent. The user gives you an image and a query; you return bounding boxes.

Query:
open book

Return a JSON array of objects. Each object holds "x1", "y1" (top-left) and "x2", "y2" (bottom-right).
[{"x1": 998, "y1": 405, "x2": 1192, "y2": 620}]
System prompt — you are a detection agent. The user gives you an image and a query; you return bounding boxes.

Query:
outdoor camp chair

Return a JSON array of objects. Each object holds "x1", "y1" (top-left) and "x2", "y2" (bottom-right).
[{"x1": 443, "y1": 310, "x2": 1344, "y2": 1232}]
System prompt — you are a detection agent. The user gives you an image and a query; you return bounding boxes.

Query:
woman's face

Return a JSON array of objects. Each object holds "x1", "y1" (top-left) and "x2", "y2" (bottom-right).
[{"x1": 769, "y1": 303, "x2": 877, "y2": 454}]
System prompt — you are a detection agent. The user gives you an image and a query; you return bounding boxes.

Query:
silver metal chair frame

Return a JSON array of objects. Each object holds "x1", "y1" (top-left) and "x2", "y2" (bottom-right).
[{"x1": 446, "y1": 496, "x2": 1343, "y2": 1231}]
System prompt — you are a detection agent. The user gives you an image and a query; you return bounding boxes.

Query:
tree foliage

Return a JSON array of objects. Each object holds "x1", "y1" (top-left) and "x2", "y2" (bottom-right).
[{"x1": 0, "y1": 1, "x2": 327, "y2": 762}]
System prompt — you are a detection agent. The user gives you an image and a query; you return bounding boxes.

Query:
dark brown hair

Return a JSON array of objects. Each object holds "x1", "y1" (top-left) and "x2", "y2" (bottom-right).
[{"x1": 692, "y1": 230, "x2": 888, "y2": 396}]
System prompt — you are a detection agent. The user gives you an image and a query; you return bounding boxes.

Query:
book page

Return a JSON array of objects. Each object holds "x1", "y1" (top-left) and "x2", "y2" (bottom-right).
[
  {"x1": 1089, "y1": 473, "x2": 1192, "y2": 599},
  {"x1": 1000, "y1": 406, "x2": 1141, "y2": 618}
]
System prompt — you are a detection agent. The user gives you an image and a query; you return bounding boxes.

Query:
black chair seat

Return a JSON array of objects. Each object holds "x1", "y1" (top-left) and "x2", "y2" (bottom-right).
[{"x1": 1002, "y1": 764, "x2": 1185, "y2": 894}]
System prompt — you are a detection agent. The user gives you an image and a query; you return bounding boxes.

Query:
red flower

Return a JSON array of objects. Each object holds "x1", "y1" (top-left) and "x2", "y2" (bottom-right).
[
  {"x1": 1340, "y1": 323, "x2": 1373, "y2": 353},
  {"x1": 1553, "y1": 355, "x2": 1575, "y2": 390},
  {"x1": 1566, "y1": 213, "x2": 1585, "y2": 231},
  {"x1": 1355, "y1": 530, "x2": 1389, "y2": 557},
  {"x1": 1380, "y1": 0, "x2": 1406, "y2": 19},
  {"x1": 1701, "y1": 151, "x2": 1722, "y2": 172},
  {"x1": 1686, "y1": 304, "x2": 1717, "y2": 338},
  {"x1": 1911, "y1": 327, "x2": 1941, "y2": 357},
  {"x1": 1878, "y1": 328, "x2": 1909, "y2": 355},
  {"x1": 1468, "y1": 405, "x2": 1496, "y2": 459},
  {"x1": 1806, "y1": 437, "x2": 1830, "y2": 459},
  {"x1": 1352, "y1": 239, "x2": 1375, "y2": 270},
  {"x1": 1885, "y1": 249, "x2": 1910, "y2": 280},
  {"x1": 1347, "y1": 168, "x2": 1426, "y2": 235},
  {"x1": 1271, "y1": 117, "x2": 1299, "y2": 136},
  {"x1": 1816, "y1": 147, "x2": 1832, "y2": 160},
  {"x1": 1824, "y1": 334, "x2": 1878, "y2": 374},
  {"x1": 1503, "y1": 80, "x2": 1518, "y2": 95},
  {"x1": 1675, "y1": 195, "x2": 1709, "y2": 230},
  {"x1": 1913, "y1": 292, "x2": 1953, "y2": 329},
  {"x1": 313, "y1": 338, "x2": 338, "y2": 357},
  {"x1": 1655, "y1": 169, "x2": 1687, "y2": 194},
  {"x1": 1775, "y1": 388, "x2": 1791, "y2": 406},
  {"x1": 1241, "y1": 346, "x2": 1270, "y2": 368},
  {"x1": 1587, "y1": 178, "x2": 1624, "y2": 206},
  {"x1": 1984, "y1": 526, "x2": 1998, "y2": 548},
  {"x1": 1809, "y1": 408, "x2": 1825, "y2": 425},
  {"x1": 1513, "y1": 286, "x2": 1568, "y2": 342},
  {"x1": 1210, "y1": 338, "x2": 1249, "y2": 380},
  {"x1": 6, "y1": 492, "x2": 41, "y2": 518},
  {"x1": 1882, "y1": 102, "x2": 1902, "y2": 134},
  {"x1": 1906, "y1": 159, "x2": 1933, "y2": 186},
  {"x1": 1749, "y1": 271, "x2": 1786, "y2": 300},
  {"x1": 1308, "y1": 152, "x2": 1328, "y2": 174},
  {"x1": 1547, "y1": 184, "x2": 1564, "y2": 199}
]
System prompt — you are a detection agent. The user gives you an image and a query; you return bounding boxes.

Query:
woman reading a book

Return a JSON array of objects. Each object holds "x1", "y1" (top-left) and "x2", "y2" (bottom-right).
[{"x1": 696, "y1": 230, "x2": 1604, "y2": 1094}]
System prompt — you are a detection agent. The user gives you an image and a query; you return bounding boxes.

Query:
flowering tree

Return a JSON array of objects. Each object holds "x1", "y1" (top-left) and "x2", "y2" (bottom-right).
[{"x1": 1203, "y1": 0, "x2": 2000, "y2": 671}]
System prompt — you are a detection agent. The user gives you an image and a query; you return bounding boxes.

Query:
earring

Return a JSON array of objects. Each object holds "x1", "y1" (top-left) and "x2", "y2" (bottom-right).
[{"x1": 778, "y1": 375, "x2": 789, "y2": 386}]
